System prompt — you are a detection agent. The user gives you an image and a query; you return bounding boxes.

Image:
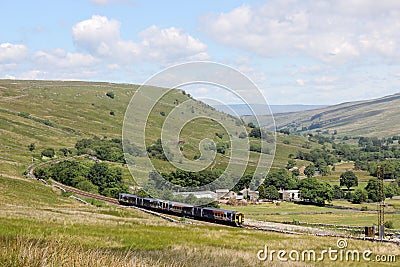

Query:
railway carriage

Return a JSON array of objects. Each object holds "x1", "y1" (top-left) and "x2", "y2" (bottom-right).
[{"x1": 118, "y1": 193, "x2": 244, "y2": 226}]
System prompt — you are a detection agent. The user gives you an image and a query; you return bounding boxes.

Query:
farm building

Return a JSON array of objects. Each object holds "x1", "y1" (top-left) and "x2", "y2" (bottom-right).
[{"x1": 279, "y1": 189, "x2": 301, "y2": 201}]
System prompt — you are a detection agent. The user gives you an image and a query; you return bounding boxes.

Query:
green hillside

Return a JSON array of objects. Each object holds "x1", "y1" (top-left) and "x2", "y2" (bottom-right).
[
  {"x1": 248, "y1": 93, "x2": 400, "y2": 137},
  {"x1": 0, "y1": 79, "x2": 278, "y2": 183}
]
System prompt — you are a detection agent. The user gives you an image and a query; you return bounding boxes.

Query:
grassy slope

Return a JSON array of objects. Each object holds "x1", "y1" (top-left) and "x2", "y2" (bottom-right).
[
  {"x1": 1, "y1": 176, "x2": 400, "y2": 266},
  {"x1": 0, "y1": 79, "x2": 271, "y2": 179},
  {"x1": 259, "y1": 93, "x2": 400, "y2": 137}
]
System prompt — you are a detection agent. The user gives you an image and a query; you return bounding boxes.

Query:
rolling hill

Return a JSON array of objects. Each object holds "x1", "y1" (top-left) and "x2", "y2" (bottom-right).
[
  {"x1": 0, "y1": 79, "x2": 278, "y2": 183},
  {"x1": 246, "y1": 93, "x2": 400, "y2": 137}
]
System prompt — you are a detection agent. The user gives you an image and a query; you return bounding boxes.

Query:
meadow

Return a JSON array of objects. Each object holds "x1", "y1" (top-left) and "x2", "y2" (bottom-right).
[
  {"x1": 221, "y1": 199, "x2": 400, "y2": 229},
  {"x1": 1, "y1": 176, "x2": 400, "y2": 266}
]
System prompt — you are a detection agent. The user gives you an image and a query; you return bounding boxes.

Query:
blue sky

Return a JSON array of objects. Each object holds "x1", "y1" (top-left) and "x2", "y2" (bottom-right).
[{"x1": 1, "y1": 0, "x2": 400, "y2": 105}]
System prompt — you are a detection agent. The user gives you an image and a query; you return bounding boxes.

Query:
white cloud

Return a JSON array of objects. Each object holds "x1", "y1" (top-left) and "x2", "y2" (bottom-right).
[
  {"x1": 72, "y1": 15, "x2": 209, "y2": 65},
  {"x1": 202, "y1": 0, "x2": 400, "y2": 63},
  {"x1": 0, "y1": 43, "x2": 28, "y2": 63},
  {"x1": 139, "y1": 25, "x2": 210, "y2": 63},
  {"x1": 33, "y1": 49, "x2": 98, "y2": 69}
]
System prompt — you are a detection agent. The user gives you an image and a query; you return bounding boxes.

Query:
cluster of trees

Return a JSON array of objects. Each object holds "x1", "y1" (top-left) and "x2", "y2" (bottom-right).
[
  {"x1": 75, "y1": 137, "x2": 125, "y2": 163},
  {"x1": 34, "y1": 161, "x2": 128, "y2": 198},
  {"x1": 246, "y1": 122, "x2": 275, "y2": 143},
  {"x1": 356, "y1": 160, "x2": 400, "y2": 180},
  {"x1": 296, "y1": 148, "x2": 338, "y2": 176},
  {"x1": 161, "y1": 169, "x2": 221, "y2": 188},
  {"x1": 257, "y1": 168, "x2": 333, "y2": 205},
  {"x1": 37, "y1": 137, "x2": 145, "y2": 162},
  {"x1": 146, "y1": 139, "x2": 173, "y2": 161},
  {"x1": 144, "y1": 169, "x2": 259, "y2": 196},
  {"x1": 259, "y1": 168, "x2": 399, "y2": 205}
]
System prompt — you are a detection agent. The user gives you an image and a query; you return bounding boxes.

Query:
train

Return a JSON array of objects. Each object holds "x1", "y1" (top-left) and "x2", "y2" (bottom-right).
[{"x1": 118, "y1": 193, "x2": 244, "y2": 226}]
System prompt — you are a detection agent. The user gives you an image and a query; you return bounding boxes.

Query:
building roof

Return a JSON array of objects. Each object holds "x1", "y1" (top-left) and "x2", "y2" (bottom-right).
[
  {"x1": 278, "y1": 189, "x2": 300, "y2": 193},
  {"x1": 173, "y1": 191, "x2": 217, "y2": 199},
  {"x1": 216, "y1": 189, "x2": 229, "y2": 193}
]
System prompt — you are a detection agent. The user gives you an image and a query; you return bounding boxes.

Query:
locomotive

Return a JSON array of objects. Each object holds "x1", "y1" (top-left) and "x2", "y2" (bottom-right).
[{"x1": 118, "y1": 193, "x2": 244, "y2": 226}]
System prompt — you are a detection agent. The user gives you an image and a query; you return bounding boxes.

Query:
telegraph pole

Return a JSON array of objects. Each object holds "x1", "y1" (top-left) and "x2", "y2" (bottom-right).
[{"x1": 377, "y1": 166, "x2": 385, "y2": 240}]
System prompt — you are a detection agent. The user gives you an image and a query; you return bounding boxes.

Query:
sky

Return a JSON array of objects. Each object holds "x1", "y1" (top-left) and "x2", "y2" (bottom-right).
[{"x1": 1, "y1": 0, "x2": 400, "y2": 105}]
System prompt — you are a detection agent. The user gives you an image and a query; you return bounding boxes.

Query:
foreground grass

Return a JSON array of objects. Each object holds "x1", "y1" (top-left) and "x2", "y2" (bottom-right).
[{"x1": 1, "y1": 177, "x2": 400, "y2": 266}]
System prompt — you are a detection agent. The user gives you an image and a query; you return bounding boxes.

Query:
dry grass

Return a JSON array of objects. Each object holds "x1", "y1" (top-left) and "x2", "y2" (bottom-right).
[{"x1": 0, "y1": 236, "x2": 179, "y2": 267}]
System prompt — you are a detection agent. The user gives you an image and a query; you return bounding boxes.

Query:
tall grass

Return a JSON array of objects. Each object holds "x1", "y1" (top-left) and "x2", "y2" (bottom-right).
[{"x1": 0, "y1": 236, "x2": 180, "y2": 267}]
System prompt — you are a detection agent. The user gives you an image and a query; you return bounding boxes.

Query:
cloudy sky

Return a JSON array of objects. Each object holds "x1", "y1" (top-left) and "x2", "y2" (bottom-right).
[{"x1": 1, "y1": 0, "x2": 400, "y2": 105}]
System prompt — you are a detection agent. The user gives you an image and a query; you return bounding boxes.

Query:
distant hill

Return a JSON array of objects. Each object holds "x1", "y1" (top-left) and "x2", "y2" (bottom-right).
[
  {"x1": 247, "y1": 93, "x2": 400, "y2": 137},
  {"x1": 212, "y1": 104, "x2": 327, "y2": 116}
]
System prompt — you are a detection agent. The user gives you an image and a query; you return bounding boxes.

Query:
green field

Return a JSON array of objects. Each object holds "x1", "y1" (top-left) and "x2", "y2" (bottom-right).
[
  {"x1": 1, "y1": 176, "x2": 399, "y2": 266},
  {"x1": 222, "y1": 200, "x2": 400, "y2": 229}
]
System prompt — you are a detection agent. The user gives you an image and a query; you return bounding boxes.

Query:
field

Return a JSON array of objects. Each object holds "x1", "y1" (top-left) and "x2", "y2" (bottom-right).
[
  {"x1": 221, "y1": 199, "x2": 400, "y2": 229},
  {"x1": 1, "y1": 176, "x2": 400, "y2": 266}
]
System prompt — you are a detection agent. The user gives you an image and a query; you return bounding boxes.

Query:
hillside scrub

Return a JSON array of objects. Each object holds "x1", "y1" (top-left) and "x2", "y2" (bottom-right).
[{"x1": 34, "y1": 160, "x2": 128, "y2": 198}]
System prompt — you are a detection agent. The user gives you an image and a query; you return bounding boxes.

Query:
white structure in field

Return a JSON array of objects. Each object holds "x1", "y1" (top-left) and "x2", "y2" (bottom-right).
[{"x1": 279, "y1": 189, "x2": 301, "y2": 201}]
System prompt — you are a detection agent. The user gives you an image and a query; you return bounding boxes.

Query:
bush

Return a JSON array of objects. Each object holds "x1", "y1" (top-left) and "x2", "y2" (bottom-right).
[
  {"x1": 283, "y1": 140, "x2": 290, "y2": 145},
  {"x1": 76, "y1": 180, "x2": 98, "y2": 194},
  {"x1": 41, "y1": 148, "x2": 55, "y2": 158},
  {"x1": 28, "y1": 143, "x2": 35, "y2": 151},
  {"x1": 384, "y1": 221, "x2": 394, "y2": 229},
  {"x1": 18, "y1": 112, "x2": 30, "y2": 118},
  {"x1": 216, "y1": 142, "x2": 229, "y2": 154},
  {"x1": 351, "y1": 189, "x2": 367, "y2": 204},
  {"x1": 249, "y1": 143, "x2": 261, "y2": 153},
  {"x1": 106, "y1": 92, "x2": 114, "y2": 99}
]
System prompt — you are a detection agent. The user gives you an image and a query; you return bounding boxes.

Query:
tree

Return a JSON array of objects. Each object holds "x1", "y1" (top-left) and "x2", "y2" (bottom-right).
[
  {"x1": 292, "y1": 168, "x2": 300, "y2": 178},
  {"x1": 41, "y1": 148, "x2": 55, "y2": 158},
  {"x1": 319, "y1": 165, "x2": 330, "y2": 176},
  {"x1": 304, "y1": 164, "x2": 315, "y2": 178},
  {"x1": 286, "y1": 159, "x2": 296, "y2": 169},
  {"x1": 332, "y1": 185, "x2": 345, "y2": 199},
  {"x1": 351, "y1": 189, "x2": 367, "y2": 204},
  {"x1": 298, "y1": 177, "x2": 333, "y2": 205},
  {"x1": 263, "y1": 168, "x2": 298, "y2": 190},
  {"x1": 249, "y1": 127, "x2": 261, "y2": 139},
  {"x1": 258, "y1": 184, "x2": 266, "y2": 199},
  {"x1": 247, "y1": 122, "x2": 256, "y2": 128},
  {"x1": 28, "y1": 143, "x2": 35, "y2": 152},
  {"x1": 264, "y1": 185, "x2": 279, "y2": 200},
  {"x1": 365, "y1": 178, "x2": 383, "y2": 202},
  {"x1": 76, "y1": 180, "x2": 98, "y2": 194},
  {"x1": 59, "y1": 147, "x2": 69, "y2": 156},
  {"x1": 340, "y1": 170, "x2": 358, "y2": 191},
  {"x1": 216, "y1": 142, "x2": 229, "y2": 154}
]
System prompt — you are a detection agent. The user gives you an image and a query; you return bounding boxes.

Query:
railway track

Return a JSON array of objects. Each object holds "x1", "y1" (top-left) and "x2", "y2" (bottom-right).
[{"x1": 52, "y1": 181, "x2": 119, "y2": 205}]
